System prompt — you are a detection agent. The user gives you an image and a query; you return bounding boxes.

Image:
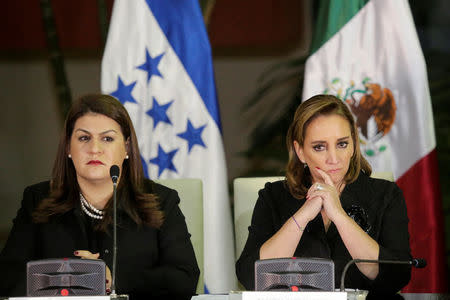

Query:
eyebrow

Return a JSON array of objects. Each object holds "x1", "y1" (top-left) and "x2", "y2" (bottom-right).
[
  {"x1": 311, "y1": 136, "x2": 350, "y2": 144},
  {"x1": 74, "y1": 128, "x2": 118, "y2": 135}
]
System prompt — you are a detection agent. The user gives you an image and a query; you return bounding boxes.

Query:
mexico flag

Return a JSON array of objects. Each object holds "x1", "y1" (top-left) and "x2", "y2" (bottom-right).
[{"x1": 302, "y1": 0, "x2": 447, "y2": 292}]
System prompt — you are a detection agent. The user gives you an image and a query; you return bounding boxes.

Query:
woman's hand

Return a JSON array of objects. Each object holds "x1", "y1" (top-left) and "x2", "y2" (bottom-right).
[
  {"x1": 309, "y1": 169, "x2": 381, "y2": 279},
  {"x1": 74, "y1": 250, "x2": 99, "y2": 260},
  {"x1": 74, "y1": 250, "x2": 112, "y2": 291},
  {"x1": 308, "y1": 168, "x2": 346, "y2": 222},
  {"x1": 298, "y1": 187, "x2": 323, "y2": 222}
]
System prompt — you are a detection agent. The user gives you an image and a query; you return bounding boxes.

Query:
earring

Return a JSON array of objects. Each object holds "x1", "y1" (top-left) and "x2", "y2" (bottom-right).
[
  {"x1": 303, "y1": 162, "x2": 307, "y2": 168},
  {"x1": 125, "y1": 155, "x2": 129, "y2": 159},
  {"x1": 68, "y1": 154, "x2": 72, "y2": 158}
]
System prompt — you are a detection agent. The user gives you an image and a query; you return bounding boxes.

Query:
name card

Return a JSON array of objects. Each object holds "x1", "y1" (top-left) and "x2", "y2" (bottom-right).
[{"x1": 229, "y1": 291, "x2": 347, "y2": 300}]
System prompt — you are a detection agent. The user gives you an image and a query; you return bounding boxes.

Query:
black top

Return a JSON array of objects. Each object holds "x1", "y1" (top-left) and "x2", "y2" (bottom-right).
[
  {"x1": 0, "y1": 180, "x2": 199, "y2": 300},
  {"x1": 236, "y1": 172, "x2": 411, "y2": 294}
]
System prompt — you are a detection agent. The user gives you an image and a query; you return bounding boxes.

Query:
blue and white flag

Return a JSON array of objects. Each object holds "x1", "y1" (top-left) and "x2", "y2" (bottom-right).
[{"x1": 101, "y1": 0, "x2": 236, "y2": 293}]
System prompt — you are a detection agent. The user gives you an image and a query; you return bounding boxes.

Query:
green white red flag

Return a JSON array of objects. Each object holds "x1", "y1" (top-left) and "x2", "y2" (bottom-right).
[{"x1": 302, "y1": 0, "x2": 447, "y2": 292}]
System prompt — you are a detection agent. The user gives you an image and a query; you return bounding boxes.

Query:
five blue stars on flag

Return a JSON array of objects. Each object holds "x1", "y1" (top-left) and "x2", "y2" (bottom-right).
[{"x1": 109, "y1": 49, "x2": 208, "y2": 178}]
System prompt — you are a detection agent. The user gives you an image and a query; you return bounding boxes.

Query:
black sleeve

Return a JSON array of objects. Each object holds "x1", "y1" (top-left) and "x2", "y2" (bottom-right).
[
  {"x1": 117, "y1": 187, "x2": 200, "y2": 299},
  {"x1": 235, "y1": 183, "x2": 278, "y2": 290},
  {"x1": 0, "y1": 184, "x2": 44, "y2": 297},
  {"x1": 369, "y1": 184, "x2": 412, "y2": 294}
]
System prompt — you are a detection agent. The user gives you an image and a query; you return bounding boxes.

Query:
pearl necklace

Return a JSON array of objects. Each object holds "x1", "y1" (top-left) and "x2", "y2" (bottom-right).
[{"x1": 80, "y1": 193, "x2": 104, "y2": 219}]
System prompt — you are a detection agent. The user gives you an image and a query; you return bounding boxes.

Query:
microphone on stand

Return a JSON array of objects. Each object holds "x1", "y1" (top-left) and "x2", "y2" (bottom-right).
[
  {"x1": 110, "y1": 165, "x2": 119, "y2": 185},
  {"x1": 340, "y1": 258, "x2": 426, "y2": 291},
  {"x1": 109, "y1": 165, "x2": 120, "y2": 297}
]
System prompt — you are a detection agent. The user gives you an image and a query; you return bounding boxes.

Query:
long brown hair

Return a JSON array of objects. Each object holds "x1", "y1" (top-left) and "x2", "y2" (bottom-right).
[
  {"x1": 285, "y1": 94, "x2": 372, "y2": 199},
  {"x1": 32, "y1": 94, "x2": 164, "y2": 230}
]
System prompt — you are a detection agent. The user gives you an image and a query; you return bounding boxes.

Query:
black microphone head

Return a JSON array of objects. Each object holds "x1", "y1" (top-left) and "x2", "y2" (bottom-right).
[
  {"x1": 110, "y1": 165, "x2": 120, "y2": 183},
  {"x1": 411, "y1": 258, "x2": 427, "y2": 268}
]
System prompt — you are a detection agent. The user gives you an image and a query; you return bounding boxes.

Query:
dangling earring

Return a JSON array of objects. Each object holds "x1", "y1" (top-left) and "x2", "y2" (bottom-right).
[
  {"x1": 303, "y1": 162, "x2": 307, "y2": 168},
  {"x1": 68, "y1": 154, "x2": 72, "y2": 158}
]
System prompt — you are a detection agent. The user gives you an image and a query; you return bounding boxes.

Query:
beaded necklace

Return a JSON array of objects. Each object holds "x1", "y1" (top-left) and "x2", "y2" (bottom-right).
[{"x1": 80, "y1": 193, "x2": 104, "y2": 219}]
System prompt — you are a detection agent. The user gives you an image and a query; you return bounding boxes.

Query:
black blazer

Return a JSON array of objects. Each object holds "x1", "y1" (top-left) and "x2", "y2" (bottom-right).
[
  {"x1": 0, "y1": 180, "x2": 199, "y2": 300},
  {"x1": 236, "y1": 173, "x2": 411, "y2": 295}
]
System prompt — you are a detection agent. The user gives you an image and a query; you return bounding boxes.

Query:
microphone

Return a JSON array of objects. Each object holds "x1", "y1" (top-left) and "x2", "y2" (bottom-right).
[
  {"x1": 109, "y1": 165, "x2": 120, "y2": 297},
  {"x1": 110, "y1": 165, "x2": 120, "y2": 185},
  {"x1": 340, "y1": 258, "x2": 426, "y2": 291}
]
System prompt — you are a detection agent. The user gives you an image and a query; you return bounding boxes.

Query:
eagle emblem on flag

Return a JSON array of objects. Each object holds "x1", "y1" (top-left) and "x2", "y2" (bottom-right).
[{"x1": 324, "y1": 77, "x2": 397, "y2": 157}]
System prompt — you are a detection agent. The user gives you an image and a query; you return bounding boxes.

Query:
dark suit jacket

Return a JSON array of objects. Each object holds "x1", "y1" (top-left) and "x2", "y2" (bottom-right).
[
  {"x1": 236, "y1": 172, "x2": 411, "y2": 294},
  {"x1": 0, "y1": 180, "x2": 199, "y2": 300}
]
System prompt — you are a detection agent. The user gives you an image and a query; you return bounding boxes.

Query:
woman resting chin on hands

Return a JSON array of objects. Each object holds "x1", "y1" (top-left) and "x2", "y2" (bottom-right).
[{"x1": 236, "y1": 94, "x2": 411, "y2": 295}]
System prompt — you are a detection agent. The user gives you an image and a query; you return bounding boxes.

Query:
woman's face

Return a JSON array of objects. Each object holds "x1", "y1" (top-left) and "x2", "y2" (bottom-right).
[
  {"x1": 69, "y1": 113, "x2": 128, "y2": 185},
  {"x1": 294, "y1": 114, "x2": 354, "y2": 186}
]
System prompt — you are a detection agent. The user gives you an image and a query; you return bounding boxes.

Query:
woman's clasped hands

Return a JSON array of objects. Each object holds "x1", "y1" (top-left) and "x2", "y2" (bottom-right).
[{"x1": 303, "y1": 167, "x2": 347, "y2": 223}]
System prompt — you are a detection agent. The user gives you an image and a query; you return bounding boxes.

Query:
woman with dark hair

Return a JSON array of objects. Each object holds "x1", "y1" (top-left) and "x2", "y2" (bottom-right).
[
  {"x1": 236, "y1": 94, "x2": 411, "y2": 295},
  {"x1": 0, "y1": 94, "x2": 199, "y2": 299}
]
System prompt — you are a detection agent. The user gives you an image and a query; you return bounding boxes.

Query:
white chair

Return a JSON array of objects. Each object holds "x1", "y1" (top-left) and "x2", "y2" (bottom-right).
[
  {"x1": 154, "y1": 178, "x2": 204, "y2": 294},
  {"x1": 370, "y1": 171, "x2": 394, "y2": 181},
  {"x1": 233, "y1": 176, "x2": 284, "y2": 260},
  {"x1": 232, "y1": 172, "x2": 393, "y2": 260}
]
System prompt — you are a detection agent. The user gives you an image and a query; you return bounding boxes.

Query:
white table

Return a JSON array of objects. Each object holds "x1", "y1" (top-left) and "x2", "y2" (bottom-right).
[{"x1": 191, "y1": 292, "x2": 450, "y2": 300}]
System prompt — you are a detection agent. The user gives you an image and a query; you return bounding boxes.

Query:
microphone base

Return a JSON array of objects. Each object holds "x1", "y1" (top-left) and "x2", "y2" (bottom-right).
[
  {"x1": 10, "y1": 296, "x2": 129, "y2": 300},
  {"x1": 110, "y1": 294, "x2": 129, "y2": 300}
]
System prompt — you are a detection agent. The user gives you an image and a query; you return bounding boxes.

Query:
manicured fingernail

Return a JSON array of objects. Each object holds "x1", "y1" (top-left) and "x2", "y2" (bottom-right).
[
  {"x1": 315, "y1": 167, "x2": 321, "y2": 170},
  {"x1": 106, "y1": 279, "x2": 109, "y2": 283},
  {"x1": 106, "y1": 288, "x2": 111, "y2": 294},
  {"x1": 74, "y1": 251, "x2": 79, "y2": 255}
]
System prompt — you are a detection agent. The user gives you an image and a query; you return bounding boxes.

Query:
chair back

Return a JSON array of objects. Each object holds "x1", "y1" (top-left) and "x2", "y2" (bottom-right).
[
  {"x1": 154, "y1": 178, "x2": 204, "y2": 294},
  {"x1": 233, "y1": 177, "x2": 284, "y2": 260},
  {"x1": 371, "y1": 171, "x2": 394, "y2": 181}
]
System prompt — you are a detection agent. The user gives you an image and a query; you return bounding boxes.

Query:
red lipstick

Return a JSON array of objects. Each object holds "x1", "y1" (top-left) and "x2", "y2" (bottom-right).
[{"x1": 87, "y1": 160, "x2": 104, "y2": 165}]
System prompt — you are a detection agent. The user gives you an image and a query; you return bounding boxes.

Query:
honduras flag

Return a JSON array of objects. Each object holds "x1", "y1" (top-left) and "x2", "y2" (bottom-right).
[{"x1": 101, "y1": 0, "x2": 236, "y2": 293}]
